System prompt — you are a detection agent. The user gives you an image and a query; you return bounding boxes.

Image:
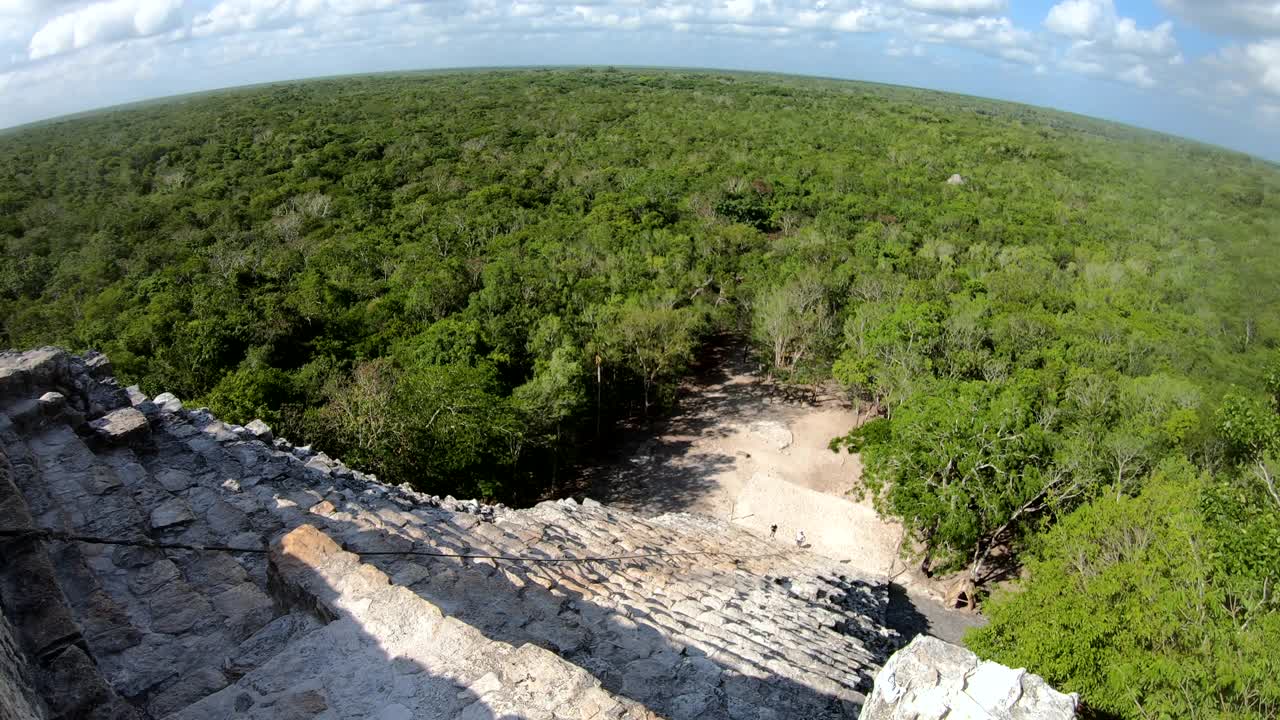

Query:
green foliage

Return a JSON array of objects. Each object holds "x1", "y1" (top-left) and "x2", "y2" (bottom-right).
[
  {"x1": 969, "y1": 460, "x2": 1280, "y2": 719},
  {"x1": 318, "y1": 359, "x2": 522, "y2": 498},
  {"x1": 835, "y1": 376, "x2": 1053, "y2": 573},
  {"x1": 1218, "y1": 394, "x2": 1280, "y2": 463},
  {"x1": 3, "y1": 67, "x2": 1279, "y2": 716},
  {"x1": 752, "y1": 271, "x2": 835, "y2": 377},
  {"x1": 597, "y1": 295, "x2": 703, "y2": 414},
  {"x1": 200, "y1": 365, "x2": 296, "y2": 427}
]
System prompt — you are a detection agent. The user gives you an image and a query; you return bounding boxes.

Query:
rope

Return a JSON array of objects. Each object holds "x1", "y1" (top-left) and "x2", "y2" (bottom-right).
[
  {"x1": 0, "y1": 527, "x2": 792, "y2": 566},
  {"x1": 0, "y1": 528, "x2": 271, "y2": 554}
]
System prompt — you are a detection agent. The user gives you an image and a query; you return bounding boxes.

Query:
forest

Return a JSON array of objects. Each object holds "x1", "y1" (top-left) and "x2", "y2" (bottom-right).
[{"x1": 1, "y1": 68, "x2": 1277, "y2": 718}]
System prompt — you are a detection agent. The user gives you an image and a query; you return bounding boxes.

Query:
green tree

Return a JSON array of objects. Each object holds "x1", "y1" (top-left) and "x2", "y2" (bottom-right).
[
  {"x1": 969, "y1": 460, "x2": 1280, "y2": 719},
  {"x1": 833, "y1": 376, "x2": 1057, "y2": 579},
  {"x1": 1217, "y1": 395, "x2": 1280, "y2": 509},
  {"x1": 601, "y1": 296, "x2": 701, "y2": 415},
  {"x1": 514, "y1": 342, "x2": 587, "y2": 483},
  {"x1": 752, "y1": 272, "x2": 834, "y2": 374},
  {"x1": 200, "y1": 365, "x2": 295, "y2": 427},
  {"x1": 319, "y1": 359, "x2": 523, "y2": 497}
]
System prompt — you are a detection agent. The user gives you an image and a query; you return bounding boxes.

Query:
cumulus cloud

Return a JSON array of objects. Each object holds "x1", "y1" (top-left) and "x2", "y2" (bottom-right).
[
  {"x1": 1045, "y1": 0, "x2": 1175, "y2": 57},
  {"x1": 193, "y1": 0, "x2": 327, "y2": 38},
  {"x1": 900, "y1": 0, "x2": 1005, "y2": 17},
  {"x1": 1045, "y1": 0, "x2": 1109, "y2": 37},
  {"x1": 28, "y1": 0, "x2": 185, "y2": 59},
  {"x1": 1042, "y1": 0, "x2": 1180, "y2": 89},
  {"x1": 885, "y1": 36, "x2": 924, "y2": 56},
  {"x1": 1158, "y1": 0, "x2": 1280, "y2": 38},
  {"x1": 1210, "y1": 37, "x2": 1280, "y2": 96},
  {"x1": 1061, "y1": 56, "x2": 1105, "y2": 74},
  {"x1": 1117, "y1": 62, "x2": 1154, "y2": 87},
  {"x1": 916, "y1": 15, "x2": 1039, "y2": 64},
  {"x1": 1162, "y1": 1, "x2": 1280, "y2": 109},
  {"x1": 3, "y1": 0, "x2": 1274, "y2": 159},
  {"x1": 0, "y1": 0, "x2": 82, "y2": 18},
  {"x1": 1, "y1": 0, "x2": 1041, "y2": 77}
]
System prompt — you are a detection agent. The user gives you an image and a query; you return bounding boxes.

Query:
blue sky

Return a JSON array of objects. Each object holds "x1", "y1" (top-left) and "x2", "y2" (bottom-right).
[{"x1": 1, "y1": 0, "x2": 1278, "y2": 160}]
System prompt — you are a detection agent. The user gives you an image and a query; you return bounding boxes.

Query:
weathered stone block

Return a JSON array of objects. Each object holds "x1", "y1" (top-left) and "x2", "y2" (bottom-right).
[
  {"x1": 857, "y1": 636, "x2": 1076, "y2": 720},
  {"x1": 149, "y1": 498, "x2": 195, "y2": 529},
  {"x1": 89, "y1": 407, "x2": 150, "y2": 445},
  {"x1": 152, "y1": 392, "x2": 182, "y2": 413},
  {"x1": 244, "y1": 419, "x2": 273, "y2": 442}
]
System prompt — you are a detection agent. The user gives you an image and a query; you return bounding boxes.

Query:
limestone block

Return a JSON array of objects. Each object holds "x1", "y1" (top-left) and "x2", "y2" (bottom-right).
[
  {"x1": 155, "y1": 469, "x2": 194, "y2": 493},
  {"x1": 38, "y1": 390, "x2": 66, "y2": 413},
  {"x1": 152, "y1": 392, "x2": 183, "y2": 413},
  {"x1": 89, "y1": 407, "x2": 150, "y2": 445},
  {"x1": 244, "y1": 419, "x2": 273, "y2": 442},
  {"x1": 0, "y1": 612, "x2": 42, "y2": 720},
  {"x1": 149, "y1": 498, "x2": 195, "y2": 529},
  {"x1": 857, "y1": 636, "x2": 1076, "y2": 720},
  {"x1": 148, "y1": 667, "x2": 228, "y2": 718},
  {"x1": 45, "y1": 644, "x2": 141, "y2": 719}
]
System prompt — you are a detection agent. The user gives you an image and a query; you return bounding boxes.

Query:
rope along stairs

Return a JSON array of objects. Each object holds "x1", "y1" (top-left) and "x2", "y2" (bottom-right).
[{"x1": 0, "y1": 347, "x2": 1077, "y2": 720}]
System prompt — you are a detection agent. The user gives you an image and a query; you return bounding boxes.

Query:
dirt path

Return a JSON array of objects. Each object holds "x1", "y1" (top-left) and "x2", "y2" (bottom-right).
[
  {"x1": 579, "y1": 343, "x2": 888, "y2": 562},
  {"x1": 571, "y1": 341, "x2": 986, "y2": 644}
]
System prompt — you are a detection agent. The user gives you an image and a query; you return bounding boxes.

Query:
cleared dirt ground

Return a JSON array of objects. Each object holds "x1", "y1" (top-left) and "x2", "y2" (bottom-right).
[{"x1": 572, "y1": 341, "x2": 985, "y2": 644}]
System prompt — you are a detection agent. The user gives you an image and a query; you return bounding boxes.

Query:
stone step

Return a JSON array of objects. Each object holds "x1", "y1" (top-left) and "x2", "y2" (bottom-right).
[
  {"x1": 170, "y1": 525, "x2": 649, "y2": 720},
  {"x1": 0, "y1": 348, "x2": 903, "y2": 720}
]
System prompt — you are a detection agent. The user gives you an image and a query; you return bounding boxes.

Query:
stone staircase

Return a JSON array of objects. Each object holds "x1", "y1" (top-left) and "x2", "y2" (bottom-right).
[{"x1": 0, "y1": 348, "x2": 901, "y2": 719}]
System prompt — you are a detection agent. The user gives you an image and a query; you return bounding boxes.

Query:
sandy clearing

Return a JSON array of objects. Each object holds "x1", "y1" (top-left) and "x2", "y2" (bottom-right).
[
  {"x1": 733, "y1": 471, "x2": 902, "y2": 573},
  {"x1": 572, "y1": 341, "x2": 988, "y2": 644},
  {"x1": 580, "y1": 342, "x2": 902, "y2": 576}
]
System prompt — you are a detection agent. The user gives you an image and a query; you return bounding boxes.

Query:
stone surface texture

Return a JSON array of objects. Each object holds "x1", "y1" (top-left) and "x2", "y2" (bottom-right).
[
  {"x1": 0, "y1": 611, "x2": 44, "y2": 720},
  {"x1": 0, "y1": 348, "x2": 1071, "y2": 720},
  {"x1": 858, "y1": 636, "x2": 1076, "y2": 720}
]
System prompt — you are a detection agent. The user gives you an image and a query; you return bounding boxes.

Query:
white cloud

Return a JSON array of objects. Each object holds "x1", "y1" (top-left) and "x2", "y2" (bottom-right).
[
  {"x1": 1112, "y1": 17, "x2": 1175, "y2": 56},
  {"x1": 1045, "y1": 0, "x2": 1175, "y2": 57},
  {"x1": 1247, "y1": 38, "x2": 1280, "y2": 94},
  {"x1": 832, "y1": 8, "x2": 874, "y2": 32},
  {"x1": 1061, "y1": 56, "x2": 1105, "y2": 74},
  {"x1": 723, "y1": 0, "x2": 753, "y2": 22},
  {"x1": 1042, "y1": 0, "x2": 1181, "y2": 89},
  {"x1": 885, "y1": 36, "x2": 924, "y2": 56},
  {"x1": 1158, "y1": 0, "x2": 1280, "y2": 38},
  {"x1": 1, "y1": 0, "x2": 1044, "y2": 75},
  {"x1": 1117, "y1": 62, "x2": 1154, "y2": 87},
  {"x1": 900, "y1": 0, "x2": 1005, "y2": 17},
  {"x1": 193, "y1": 0, "x2": 318, "y2": 38},
  {"x1": 1211, "y1": 37, "x2": 1280, "y2": 96},
  {"x1": 0, "y1": 0, "x2": 1273, "y2": 161},
  {"x1": 29, "y1": 0, "x2": 185, "y2": 59},
  {"x1": 1044, "y1": 0, "x2": 1108, "y2": 37},
  {"x1": 0, "y1": 0, "x2": 80, "y2": 18},
  {"x1": 915, "y1": 15, "x2": 1039, "y2": 64}
]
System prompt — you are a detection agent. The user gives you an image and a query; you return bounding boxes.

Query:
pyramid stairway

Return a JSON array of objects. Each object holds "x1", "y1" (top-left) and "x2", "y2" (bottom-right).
[{"x1": 0, "y1": 348, "x2": 902, "y2": 719}]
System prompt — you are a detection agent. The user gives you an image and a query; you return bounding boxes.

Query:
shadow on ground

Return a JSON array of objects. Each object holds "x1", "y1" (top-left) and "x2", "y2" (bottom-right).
[
  {"x1": 884, "y1": 583, "x2": 986, "y2": 646},
  {"x1": 573, "y1": 339, "x2": 848, "y2": 516}
]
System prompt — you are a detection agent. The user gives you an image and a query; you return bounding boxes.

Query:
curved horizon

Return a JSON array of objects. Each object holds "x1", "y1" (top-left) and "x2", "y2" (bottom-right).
[
  {"x1": 3, "y1": 63, "x2": 1268, "y2": 164},
  {"x1": 0, "y1": 0, "x2": 1278, "y2": 162}
]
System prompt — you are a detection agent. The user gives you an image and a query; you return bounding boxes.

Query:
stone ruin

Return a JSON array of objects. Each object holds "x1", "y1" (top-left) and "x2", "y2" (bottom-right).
[{"x1": 0, "y1": 348, "x2": 1076, "y2": 719}]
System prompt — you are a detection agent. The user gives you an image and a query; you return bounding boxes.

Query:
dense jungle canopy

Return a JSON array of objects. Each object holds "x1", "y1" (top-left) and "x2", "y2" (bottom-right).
[{"x1": 1, "y1": 68, "x2": 1278, "y2": 718}]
